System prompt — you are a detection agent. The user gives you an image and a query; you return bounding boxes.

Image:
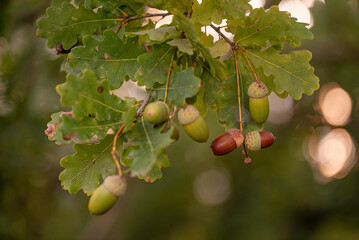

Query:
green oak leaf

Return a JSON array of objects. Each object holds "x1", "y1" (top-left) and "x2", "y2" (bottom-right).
[
  {"x1": 167, "y1": 38, "x2": 194, "y2": 55},
  {"x1": 45, "y1": 112, "x2": 71, "y2": 145},
  {"x1": 216, "y1": 58, "x2": 262, "y2": 134},
  {"x1": 220, "y1": 0, "x2": 251, "y2": 20},
  {"x1": 60, "y1": 60, "x2": 81, "y2": 75},
  {"x1": 68, "y1": 30, "x2": 145, "y2": 89},
  {"x1": 127, "y1": 26, "x2": 181, "y2": 44},
  {"x1": 56, "y1": 70, "x2": 135, "y2": 121},
  {"x1": 36, "y1": 3, "x2": 117, "y2": 49},
  {"x1": 125, "y1": 117, "x2": 173, "y2": 176},
  {"x1": 58, "y1": 97, "x2": 137, "y2": 143},
  {"x1": 233, "y1": 6, "x2": 291, "y2": 48},
  {"x1": 59, "y1": 134, "x2": 122, "y2": 195},
  {"x1": 135, "y1": 44, "x2": 175, "y2": 88},
  {"x1": 150, "y1": 0, "x2": 192, "y2": 12},
  {"x1": 198, "y1": 62, "x2": 225, "y2": 108},
  {"x1": 51, "y1": 0, "x2": 70, "y2": 7},
  {"x1": 285, "y1": 18, "x2": 314, "y2": 48},
  {"x1": 154, "y1": 67, "x2": 201, "y2": 107},
  {"x1": 84, "y1": 0, "x2": 147, "y2": 15},
  {"x1": 210, "y1": 39, "x2": 231, "y2": 58},
  {"x1": 246, "y1": 48, "x2": 320, "y2": 100},
  {"x1": 192, "y1": 0, "x2": 223, "y2": 25},
  {"x1": 137, "y1": 149, "x2": 170, "y2": 183},
  {"x1": 192, "y1": 0, "x2": 250, "y2": 25}
]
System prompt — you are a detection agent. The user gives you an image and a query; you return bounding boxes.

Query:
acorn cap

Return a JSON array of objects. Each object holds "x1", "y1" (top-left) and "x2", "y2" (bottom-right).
[
  {"x1": 103, "y1": 175, "x2": 127, "y2": 197},
  {"x1": 248, "y1": 81, "x2": 268, "y2": 98},
  {"x1": 177, "y1": 105, "x2": 200, "y2": 125},
  {"x1": 245, "y1": 131, "x2": 261, "y2": 151},
  {"x1": 227, "y1": 128, "x2": 244, "y2": 148}
]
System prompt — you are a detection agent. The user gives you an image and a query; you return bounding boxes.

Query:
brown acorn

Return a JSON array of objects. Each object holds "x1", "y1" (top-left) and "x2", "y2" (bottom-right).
[
  {"x1": 245, "y1": 131, "x2": 275, "y2": 151},
  {"x1": 210, "y1": 128, "x2": 244, "y2": 156}
]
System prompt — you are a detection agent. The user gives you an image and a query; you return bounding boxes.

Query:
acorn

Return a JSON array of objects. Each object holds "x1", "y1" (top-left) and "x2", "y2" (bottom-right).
[
  {"x1": 248, "y1": 81, "x2": 269, "y2": 124},
  {"x1": 143, "y1": 101, "x2": 170, "y2": 124},
  {"x1": 245, "y1": 131, "x2": 275, "y2": 151},
  {"x1": 88, "y1": 175, "x2": 127, "y2": 215},
  {"x1": 177, "y1": 105, "x2": 209, "y2": 142},
  {"x1": 210, "y1": 128, "x2": 244, "y2": 156},
  {"x1": 160, "y1": 120, "x2": 180, "y2": 141}
]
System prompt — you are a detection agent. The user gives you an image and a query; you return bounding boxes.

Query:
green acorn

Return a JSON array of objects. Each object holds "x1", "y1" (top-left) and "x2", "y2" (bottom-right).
[
  {"x1": 160, "y1": 120, "x2": 180, "y2": 141},
  {"x1": 178, "y1": 105, "x2": 209, "y2": 143},
  {"x1": 143, "y1": 101, "x2": 170, "y2": 124},
  {"x1": 248, "y1": 81, "x2": 269, "y2": 124},
  {"x1": 88, "y1": 175, "x2": 127, "y2": 215},
  {"x1": 245, "y1": 131, "x2": 275, "y2": 151}
]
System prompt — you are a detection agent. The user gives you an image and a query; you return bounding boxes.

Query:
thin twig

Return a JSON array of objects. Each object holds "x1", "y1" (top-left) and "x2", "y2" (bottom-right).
[
  {"x1": 239, "y1": 48, "x2": 260, "y2": 83},
  {"x1": 120, "y1": 13, "x2": 173, "y2": 22},
  {"x1": 112, "y1": 88, "x2": 153, "y2": 176},
  {"x1": 232, "y1": 50, "x2": 243, "y2": 132},
  {"x1": 209, "y1": 24, "x2": 238, "y2": 50},
  {"x1": 135, "y1": 87, "x2": 153, "y2": 119},
  {"x1": 164, "y1": 48, "x2": 176, "y2": 103},
  {"x1": 111, "y1": 124, "x2": 126, "y2": 176}
]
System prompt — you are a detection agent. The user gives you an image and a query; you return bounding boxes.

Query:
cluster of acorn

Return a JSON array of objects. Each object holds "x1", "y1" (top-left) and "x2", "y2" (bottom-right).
[
  {"x1": 211, "y1": 81, "x2": 275, "y2": 157},
  {"x1": 88, "y1": 81, "x2": 274, "y2": 215}
]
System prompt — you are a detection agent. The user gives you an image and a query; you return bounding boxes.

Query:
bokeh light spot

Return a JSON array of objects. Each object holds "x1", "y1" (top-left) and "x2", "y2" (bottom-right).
[
  {"x1": 193, "y1": 169, "x2": 231, "y2": 206},
  {"x1": 319, "y1": 83, "x2": 352, "y2": 126}
]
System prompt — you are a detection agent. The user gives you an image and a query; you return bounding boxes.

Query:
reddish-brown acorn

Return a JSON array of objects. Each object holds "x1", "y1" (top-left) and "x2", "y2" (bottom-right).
[
  {"x1": 210, "y1": 128, "x2": 244, "y2": 156},
  {"x1": 245, "y1": 131, "x2": 275, "y2": 151}
]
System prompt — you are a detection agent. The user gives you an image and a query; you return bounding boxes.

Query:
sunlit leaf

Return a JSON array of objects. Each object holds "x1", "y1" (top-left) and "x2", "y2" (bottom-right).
[
  {"x1": 233, "y1": 6, "x2": 291, "y2": 48},
  {"x1": 246, "y1": 48, "x2": 320, "y2": 100},
  {"x1": 285, "y1": 17, "x2": 314, "y2": 48}
]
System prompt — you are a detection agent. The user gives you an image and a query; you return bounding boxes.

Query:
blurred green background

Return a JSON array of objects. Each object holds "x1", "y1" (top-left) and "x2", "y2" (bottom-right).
[{"x1": 1, "y1": 0, "x2": 359, "y2": 239}]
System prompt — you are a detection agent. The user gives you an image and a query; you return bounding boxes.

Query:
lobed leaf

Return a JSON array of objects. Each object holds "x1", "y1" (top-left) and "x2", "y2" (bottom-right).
[
  {"x1": 137, "y1": 149, "x2": 170, "y2": 183},
  {"x1": 285, "y1": 17, "x2": 314, "y2": 48},
  {"x1": 127, "y1": 26, "x2": 181, "y2": 44},
  {"x1": 125, "y1": 117, "x2": 173, "y2": 176},
  {"x1": 58, "y1": 97, "x2": 137, "y2": 143},
  {"x1": 69, "y1": 30, "x2": 145, "y2": 89},
  {"x1": 36, "y1": 3, "x2": 117, "y2": 49},
  {"x1": 154, "y1": 67, "x2": 201, "y2": 107},
  {"x1": 56, "y1": 70, "x2": 136, "y2": 121},
  {"x1": 167, "y1": 38, "x2": 194, "y2": 55},
  {"x1": 245, "y1": 48, "x2": 320, "y2": 100},
  {"x1": 135, "y1": 44, "x2": 175, "y2": 88},
  {"x1": 59, "y1": 134, "x2": 121, "y2": 195},
  {"x1": 233, "y1": 6, "x2": 291, "y2": 48}
]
